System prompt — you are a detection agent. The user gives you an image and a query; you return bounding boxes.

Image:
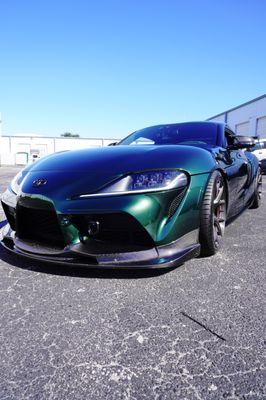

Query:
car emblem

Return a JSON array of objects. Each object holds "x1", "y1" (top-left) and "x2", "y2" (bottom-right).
[{"x1": 32, "y1": 178, "x2": 47, "y2": 187}]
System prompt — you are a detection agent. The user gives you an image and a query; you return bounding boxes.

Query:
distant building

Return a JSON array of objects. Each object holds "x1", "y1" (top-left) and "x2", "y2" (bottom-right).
[
  {"x1": 0, "y1": 128, "x2": 117, "y2": 166},
  {"x1": 207, "y1": 94, "x2": 266, "y2": 138}
]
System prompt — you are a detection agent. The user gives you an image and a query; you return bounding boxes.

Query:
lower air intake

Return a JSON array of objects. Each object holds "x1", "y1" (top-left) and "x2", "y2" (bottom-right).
[
  {"x1": 71, "y1": 212, "x2": 154, "y2": 253},
  {"x1": 16, "y1": 205, "x2": 65, "y2": 248}
]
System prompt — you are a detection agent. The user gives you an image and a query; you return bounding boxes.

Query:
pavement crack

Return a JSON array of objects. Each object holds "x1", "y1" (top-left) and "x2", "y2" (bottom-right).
[{"x1": 181, "y1": 311, "x2": 226, "y2": 341}]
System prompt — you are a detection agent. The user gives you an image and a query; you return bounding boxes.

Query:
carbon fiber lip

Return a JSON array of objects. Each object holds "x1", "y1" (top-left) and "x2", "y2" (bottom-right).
[{"x1": 0, "y1": 223, "x2": 200, "y2": 269}]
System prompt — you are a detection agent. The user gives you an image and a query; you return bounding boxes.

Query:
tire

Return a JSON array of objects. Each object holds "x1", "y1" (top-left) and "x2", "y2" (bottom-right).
[
  {"x1": 249, "y1": 168, "x2": 262, "y2": 209},
  {"x1": 199, "y1": 170, "x2": 227, "y2": 256}
]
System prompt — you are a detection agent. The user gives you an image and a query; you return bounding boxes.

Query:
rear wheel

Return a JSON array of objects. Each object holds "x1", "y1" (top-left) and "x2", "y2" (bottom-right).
[
  {"x1": 199, "y1": 171, "x2": 227, "y2": 256},
  {"x1": 249, "y1": 168, "x2": 262, "y2": 209}
]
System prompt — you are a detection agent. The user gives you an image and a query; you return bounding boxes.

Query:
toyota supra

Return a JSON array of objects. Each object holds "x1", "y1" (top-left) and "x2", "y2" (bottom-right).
[{"x1": 0, "y1": 122, "x2": 262, "y2": 268}]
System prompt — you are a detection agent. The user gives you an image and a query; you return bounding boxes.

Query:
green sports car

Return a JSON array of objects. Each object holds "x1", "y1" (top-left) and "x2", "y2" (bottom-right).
[{"x1": 0, "y1": 122, "x2": 262, "y2": 269}]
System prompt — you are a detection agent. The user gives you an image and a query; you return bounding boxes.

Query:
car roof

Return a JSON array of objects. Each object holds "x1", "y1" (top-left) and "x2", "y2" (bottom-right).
[{"x1": 145, "y1": 121, "x2": 225, "y2": 129}]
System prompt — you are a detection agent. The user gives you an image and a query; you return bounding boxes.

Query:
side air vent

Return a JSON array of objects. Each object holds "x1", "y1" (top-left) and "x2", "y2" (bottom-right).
[{"x1": 168, "y1": 189, "x2": 186, "y2": 218}]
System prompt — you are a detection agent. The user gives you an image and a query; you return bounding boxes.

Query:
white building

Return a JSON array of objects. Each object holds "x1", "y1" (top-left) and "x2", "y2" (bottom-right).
[
  {"x1": 0, "y1": 133, "x2": 117, "y2": 166},
  {"x1": 207, "y1": 94, "x2": 266, "y2": 138}
]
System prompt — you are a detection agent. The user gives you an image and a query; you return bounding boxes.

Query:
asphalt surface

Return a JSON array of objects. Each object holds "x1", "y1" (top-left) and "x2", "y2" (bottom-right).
[{"x1": 0, "y1": 167, "x2": 265, "y2": 400}]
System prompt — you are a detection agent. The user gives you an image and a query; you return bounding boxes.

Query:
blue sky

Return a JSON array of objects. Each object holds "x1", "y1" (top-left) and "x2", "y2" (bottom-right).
[{"x1": 0, "y1": 0, "x2": 265, "y2": 138}]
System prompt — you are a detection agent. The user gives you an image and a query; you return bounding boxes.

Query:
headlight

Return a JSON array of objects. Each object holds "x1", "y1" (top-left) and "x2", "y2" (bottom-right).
[
  {"x1": 10, "y1": 171, "x2": 24, "y2": 194},
  {"x1": 79, "y1": 170, "x2": 188, "y2": 197}
]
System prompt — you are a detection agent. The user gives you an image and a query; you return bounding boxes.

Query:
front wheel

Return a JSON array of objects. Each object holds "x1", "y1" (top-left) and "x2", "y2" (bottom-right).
[{"x1": 199, "y1": 171, "x2": 227, "y2": 256}]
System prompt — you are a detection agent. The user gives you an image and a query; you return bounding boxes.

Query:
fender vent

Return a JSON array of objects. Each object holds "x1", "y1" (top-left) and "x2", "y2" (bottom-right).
[{"x1": 168, "y1": 189, "x2": 186, "y2": 218}]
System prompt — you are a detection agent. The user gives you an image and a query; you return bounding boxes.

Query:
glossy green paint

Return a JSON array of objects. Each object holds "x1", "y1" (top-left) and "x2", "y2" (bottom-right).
[
  {"x1": 17, "y1": 144, "x2": 214, "y2": 246},
  {"x1": 16, "y1": 173, "x2": 208, "y2": 247},
  {"x1": 23, "y1": 145, "x2": 215, "y2": 175}
]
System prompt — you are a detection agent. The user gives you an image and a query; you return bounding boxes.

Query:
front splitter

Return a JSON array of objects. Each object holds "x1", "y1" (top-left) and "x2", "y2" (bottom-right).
[{"x1": 0, "y1": 222, "x2": 200, "y2": 269}]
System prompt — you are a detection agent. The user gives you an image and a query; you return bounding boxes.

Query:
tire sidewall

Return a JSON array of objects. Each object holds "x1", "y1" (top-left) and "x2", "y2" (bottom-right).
[{"x1": 199, "y1": 170, "x2": 226, "y2": 255}]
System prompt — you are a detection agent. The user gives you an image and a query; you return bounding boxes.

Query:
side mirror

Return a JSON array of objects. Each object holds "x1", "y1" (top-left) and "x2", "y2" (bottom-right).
[
  {"x1": 228, "y1": 135, "x2": 256, "y2": 150},
  {"x1": 108, "y1": 142, "x2": 118, "y2": 146}
]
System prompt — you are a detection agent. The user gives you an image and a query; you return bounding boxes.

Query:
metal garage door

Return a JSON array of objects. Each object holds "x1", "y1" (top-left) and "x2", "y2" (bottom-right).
[
  {"x1": 256, "y1": 116, "x2": 266, "y2": 138},
  {"x1": 235, "y1": 121, "x2": 250, "y2": 135}
]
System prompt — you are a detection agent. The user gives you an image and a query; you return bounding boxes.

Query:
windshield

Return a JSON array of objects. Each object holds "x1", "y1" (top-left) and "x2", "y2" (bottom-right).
[{"x1": 119, "y1": 123, "x2": 217, "y2": 146}]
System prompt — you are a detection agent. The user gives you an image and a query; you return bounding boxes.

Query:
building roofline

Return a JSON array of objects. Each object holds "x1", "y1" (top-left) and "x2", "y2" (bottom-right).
[
  {"x1": 207, "y1": 94, "x2": 266, "y2": 120},
  {"x1": 1, "y1": 135, "x2": 118, "y2": 141}
]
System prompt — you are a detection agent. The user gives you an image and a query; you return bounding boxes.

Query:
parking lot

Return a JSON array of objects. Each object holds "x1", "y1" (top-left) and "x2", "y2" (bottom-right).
[{"x1": 0, "y1": 166, "x2": 265, "y2": 400}]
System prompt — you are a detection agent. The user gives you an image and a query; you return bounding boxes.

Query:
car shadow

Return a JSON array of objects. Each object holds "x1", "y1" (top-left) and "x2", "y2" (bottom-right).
[
  {"x1": 0, "y1": 243, "x2": 175, "y2": 280},
  {"x1": 225, "y1": 209, "x2": 246, "y2": 226}
]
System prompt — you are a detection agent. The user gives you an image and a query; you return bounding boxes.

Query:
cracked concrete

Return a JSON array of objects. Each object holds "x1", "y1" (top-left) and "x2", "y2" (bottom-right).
[{"x1": 0, "y1": 167, "x2": 265, "y2": 399}]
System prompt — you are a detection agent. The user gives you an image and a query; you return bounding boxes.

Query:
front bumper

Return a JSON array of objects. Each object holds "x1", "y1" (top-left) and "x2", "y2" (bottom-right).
[
  {"x1": 0, "y1": 171, "x2": 206, "y2": 269},
  {"x1": 0, "y1": 222, "x2": 200, "y2": 269}
]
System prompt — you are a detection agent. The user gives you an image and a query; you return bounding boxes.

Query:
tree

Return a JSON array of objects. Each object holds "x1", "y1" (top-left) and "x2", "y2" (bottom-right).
[{"x1": 61, "y1": 132, "x2": 80, "y2": 138}]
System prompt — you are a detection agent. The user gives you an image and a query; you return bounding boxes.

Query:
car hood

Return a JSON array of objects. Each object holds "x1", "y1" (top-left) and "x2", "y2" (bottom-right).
[{"x1": 20, "y1": 145, "x2": 215, "y2": 197}]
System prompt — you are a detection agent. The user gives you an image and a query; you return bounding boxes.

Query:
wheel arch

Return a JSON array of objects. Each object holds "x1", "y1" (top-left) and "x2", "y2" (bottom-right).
[
  {"x1": 201, "y1": 168, "x2": 229, "y2": 213},
  {"x1": 216, "y1": 168, "x2": 229, "y2": 213},
  {"x1": 199, "y1": 167, "x2": 227, "y2": 256}
]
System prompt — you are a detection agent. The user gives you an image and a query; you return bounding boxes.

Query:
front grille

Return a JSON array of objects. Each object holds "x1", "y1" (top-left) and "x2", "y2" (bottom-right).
[
  {"x1": 16, "y1": 205, "x2": 65, "y2": 248},
  {"x1": 1, "y1": 202, "x2": 16, "y2": 230},
  {"x1": 71, "y1": 212, "x2": 154, "y2": 253}
]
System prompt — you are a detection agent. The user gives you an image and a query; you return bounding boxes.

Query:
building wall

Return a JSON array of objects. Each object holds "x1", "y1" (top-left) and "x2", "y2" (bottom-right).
[
  {"x1": 0, "y1": 136, "x2": 118, "y2": 166},
  {"x1": 208, "y1": 95, "x2": 266, "y2": 138}
]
